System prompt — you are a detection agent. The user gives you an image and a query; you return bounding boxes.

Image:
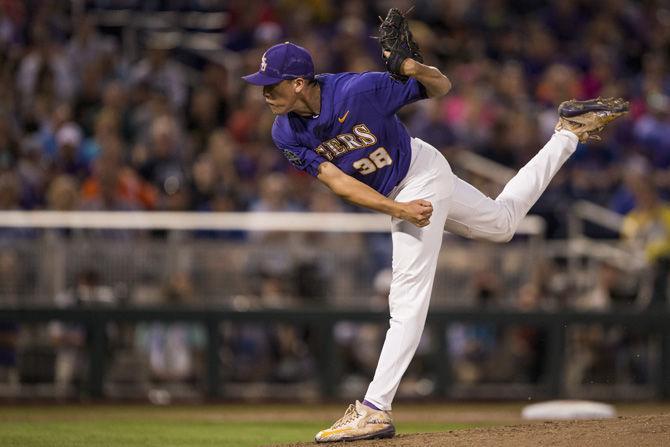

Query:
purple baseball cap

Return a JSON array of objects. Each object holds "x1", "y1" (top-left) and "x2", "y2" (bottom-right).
[{"x1": 242, "y1": 42, "x2": 314, "y2": 86}]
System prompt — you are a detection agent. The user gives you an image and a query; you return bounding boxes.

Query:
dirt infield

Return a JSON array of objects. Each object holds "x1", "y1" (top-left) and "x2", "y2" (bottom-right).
[{"x1": 276, "y1": 413, "x2": 670, "y2": 447}]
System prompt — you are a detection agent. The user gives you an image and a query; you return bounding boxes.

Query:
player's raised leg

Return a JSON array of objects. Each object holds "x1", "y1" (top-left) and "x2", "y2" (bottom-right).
[{"x1": 444, "y1": 97, "x2": 629, "y2": 242}]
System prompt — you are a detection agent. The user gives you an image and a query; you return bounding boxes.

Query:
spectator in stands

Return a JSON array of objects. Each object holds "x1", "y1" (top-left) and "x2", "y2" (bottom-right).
[
  {"x1": 136, "y1": 272, "x2": 205, "y2": 385},
  {"x1": 0, "y1": 321, "x2": 19, "y2": 390},
  {"x1": 187, "y1": 87, "x2": 224, "y2": 155},
  {"x1": 200, "y1": 63, "x2": 231, "y2": 121},
  {"x1": 189, "y1": 152, "x2": 218, "y2": 211},
  {"x1": 0, "y1": 2, "x2": 23, "y2": 49},
  {"x1": 621, "y1": 174, "x2": 670, "y2": 308},
  {"x1": 45, "y1": 174, "x2": 80, "y2": 238},
  {"x1": 15, "y1": 136, "x2": 45, "y2": 209},
  {"x1": 250, "y1": 172, "x2": 299, "y2": 213},
  {"x1": 0, "y1": 172, "x2": 20, "y2": 209},
  {"x1": 634, "y1": 92, "x2": 670, "y2": 169},
  {"x1": 136, "y1": 114, "x2": 187, "y2": 207},
  {"x1": 16, "y1": 27, "x2": 74, "y2": 115},
  {"x1": 50, "y1": 268, "x2": 116, "y2": 395},
  {"x1": 53, "y1": 123, "x2": 88, "y2": 180},
  {"x1": 73, "y1": 64, "x2": 106, "y2": 139},
  {"x1": 0, "y1": 111, "x2": 20, "y2": 173},
  {"x1": 38, "y1": 103, "x2": 74, "y2": 163},
  {"x1": 206, "y1": 129, "x2": 241, "y2": 195},
  {"x1": 46, "y1": 175, "x2": 80, "y2": 211},
  {"x1": 0, "y1": 248, "x2": 20, "y2": 305},
  {"x1": 129, "y1": 37, "x2": 187, "y2": 109},
  {"x1": 66, "y1": 16, "x2": 114, "y2": 76},
  {"x1": 574, "y1": 262, "x2": 619, "y2": 311},
  {"x1": 408, "y1": 99, "x2": 456, "y2": 151}
]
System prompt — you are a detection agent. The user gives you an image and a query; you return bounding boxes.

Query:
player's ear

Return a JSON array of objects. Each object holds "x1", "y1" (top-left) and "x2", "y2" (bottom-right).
[{"x1": 293, "y1": 78, "x2": 305, "y2": 93}]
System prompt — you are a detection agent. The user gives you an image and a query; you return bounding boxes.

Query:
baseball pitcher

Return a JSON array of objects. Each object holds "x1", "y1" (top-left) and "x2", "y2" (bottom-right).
[{"x1": 242, "y1": 8, "x2": 628, "y2": 443}]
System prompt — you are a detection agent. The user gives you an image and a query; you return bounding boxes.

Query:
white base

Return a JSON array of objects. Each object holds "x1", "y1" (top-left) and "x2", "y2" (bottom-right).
[{"x1": 521, "y1": 400, "x2": 617, "y2": 420}]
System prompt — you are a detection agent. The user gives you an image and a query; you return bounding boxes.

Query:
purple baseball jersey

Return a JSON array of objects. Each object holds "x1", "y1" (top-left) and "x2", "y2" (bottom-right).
[{"x1": 271, "y1": 72, "x2": 427, "y2": 196}]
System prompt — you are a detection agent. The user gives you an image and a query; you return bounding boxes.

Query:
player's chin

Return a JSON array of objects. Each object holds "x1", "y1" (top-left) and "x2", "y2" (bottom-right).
[{"x1": 266, "y1": 103, "x2": 286, "y2": 115}]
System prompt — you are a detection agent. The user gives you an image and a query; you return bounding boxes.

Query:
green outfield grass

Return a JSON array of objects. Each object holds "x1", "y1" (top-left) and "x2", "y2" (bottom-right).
[{"x1": 0, "y1": 405, "x2": 478, "y2": 447}]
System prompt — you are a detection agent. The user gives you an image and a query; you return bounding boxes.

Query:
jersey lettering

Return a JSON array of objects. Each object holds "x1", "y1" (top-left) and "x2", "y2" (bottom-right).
[
  {"x1": 338, "y1": 133, "x2": 364, "y2": 150},
  {"x1": 352, "y1": 124, "x2": 377, "y2": 146},
  {"x1": 314, "y1": 123, "x2": 378, "y2": 160},
  {"x1": 314, "y1": 144, "x2": 332, "y2": 161},
  {"x1": 324, "y1": 138, "x2": 348, "y2": 156}
]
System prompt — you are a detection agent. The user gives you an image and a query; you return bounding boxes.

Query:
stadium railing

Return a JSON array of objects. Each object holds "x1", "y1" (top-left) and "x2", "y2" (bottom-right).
[
  {"x1": 0, "y1": 210, "x2": 668, "y2": 402},
  {"x1": 1, "y1": 306, "x2": 669, "y2": 400}
]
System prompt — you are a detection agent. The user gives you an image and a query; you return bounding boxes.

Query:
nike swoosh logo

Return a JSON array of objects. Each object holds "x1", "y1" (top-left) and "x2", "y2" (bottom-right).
[{"x1": 337, "y1": 110, "x2": 350, "y2": 123}]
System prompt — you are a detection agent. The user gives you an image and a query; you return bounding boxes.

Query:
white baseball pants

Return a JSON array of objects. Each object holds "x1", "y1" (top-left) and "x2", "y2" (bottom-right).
[{"x1": 364, "y1": 130, "x2": 579, "y2": 410}]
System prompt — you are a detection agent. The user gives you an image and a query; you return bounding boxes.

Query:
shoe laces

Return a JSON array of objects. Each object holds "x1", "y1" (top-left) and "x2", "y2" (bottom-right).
[{"x1": 332, "y1": 404, "x2": 360, "y2": 429}]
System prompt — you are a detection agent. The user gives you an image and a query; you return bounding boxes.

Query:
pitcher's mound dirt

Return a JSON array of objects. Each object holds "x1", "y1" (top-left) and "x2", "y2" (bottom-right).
[{"x1": 277, "y1": 413, "x2": 669, "y2": 447}]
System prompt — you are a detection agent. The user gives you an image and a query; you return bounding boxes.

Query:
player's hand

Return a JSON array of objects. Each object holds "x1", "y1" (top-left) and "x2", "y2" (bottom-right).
[
  {"x1": 398, "y1": 199, "x2": 433, "y2": 227},
  {"x1": 382, "y1": 51, "x2": 417, "y2": 77}
]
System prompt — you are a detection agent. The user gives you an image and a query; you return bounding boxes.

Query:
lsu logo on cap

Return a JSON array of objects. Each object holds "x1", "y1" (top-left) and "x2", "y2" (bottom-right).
[{"x1": 260, "y1": 53, "x2": 268, "y2": 72}]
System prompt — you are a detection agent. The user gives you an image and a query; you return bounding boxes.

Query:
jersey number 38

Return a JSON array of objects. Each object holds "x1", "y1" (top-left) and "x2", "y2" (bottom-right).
[{"x1": 352, "y1": 147, "x2": 393, "y2": 175}]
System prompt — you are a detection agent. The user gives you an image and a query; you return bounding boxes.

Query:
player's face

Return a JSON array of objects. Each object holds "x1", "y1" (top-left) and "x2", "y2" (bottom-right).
[{"x1": 262, "y1": 80, "x2": 300, "y2": 115}]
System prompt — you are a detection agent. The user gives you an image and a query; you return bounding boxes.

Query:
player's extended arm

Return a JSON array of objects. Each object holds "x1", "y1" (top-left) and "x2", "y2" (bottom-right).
[
  {"x1": 401, "y1": 58, "x2": 451, "y2": 98},
  {"x1": 316, "y1": 161, "x2": 433, "y2": 227},
  {"x1": 381, "y1": 49, "x2": 451, "y2": 98}
]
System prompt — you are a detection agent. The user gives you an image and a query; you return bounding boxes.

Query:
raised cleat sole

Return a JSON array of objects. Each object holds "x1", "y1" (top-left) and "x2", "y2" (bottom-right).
[{"x1": 559, "y1": 98, "x2": 629, "y2": 118}]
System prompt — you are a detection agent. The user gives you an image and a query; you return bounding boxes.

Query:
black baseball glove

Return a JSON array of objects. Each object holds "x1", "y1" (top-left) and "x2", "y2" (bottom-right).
[{"x1": 379, "y1": 8, "x2": 423, "y2": 82}]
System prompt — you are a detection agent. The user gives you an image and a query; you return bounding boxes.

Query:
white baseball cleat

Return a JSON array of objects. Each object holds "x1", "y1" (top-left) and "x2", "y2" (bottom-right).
[{"x1": 314, "y1": 400, "x2": 395, "y2": 443}]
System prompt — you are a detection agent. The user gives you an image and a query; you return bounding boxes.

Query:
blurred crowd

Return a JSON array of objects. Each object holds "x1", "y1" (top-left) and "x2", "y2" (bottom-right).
[
  {"x1": 0, "y1": 0, "x2": 342, "y2": 217},
  {"x1": 0, "y1": 0, "x2": 667, "y2": 239}
]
